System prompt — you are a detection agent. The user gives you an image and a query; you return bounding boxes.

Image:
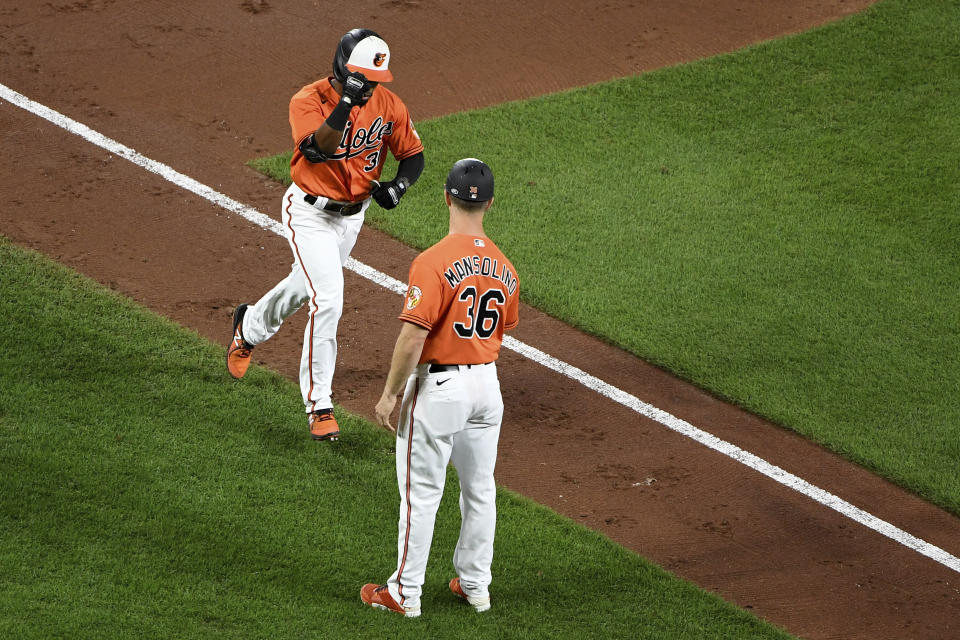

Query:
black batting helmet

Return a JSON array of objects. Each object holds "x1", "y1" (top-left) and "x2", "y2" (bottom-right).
[
  {"x1": 445, "y1": 158, "x2": 494, "y2": 202},
  {"x1": 333, "y1": 28, "x2": 393, "y2": 83}
]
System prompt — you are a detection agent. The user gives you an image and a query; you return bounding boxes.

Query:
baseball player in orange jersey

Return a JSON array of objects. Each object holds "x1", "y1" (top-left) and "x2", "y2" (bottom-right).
[
  {"x1": 226, "y1": 29, "x2": 424, "y2": 441},
  {"x1": 361, "y1": 159, "x2": 519, "y2": 618}
]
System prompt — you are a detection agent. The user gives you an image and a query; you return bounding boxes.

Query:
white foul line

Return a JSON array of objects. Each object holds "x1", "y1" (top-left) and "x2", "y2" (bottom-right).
[{"x1": 3, "y1": 82, "x2": 958, "y2": 575}]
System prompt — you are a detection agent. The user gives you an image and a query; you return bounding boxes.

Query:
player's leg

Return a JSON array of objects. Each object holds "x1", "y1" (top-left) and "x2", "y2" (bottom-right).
[
  {"x1": 284, "y1": 197, "x2": 366, "y2": 414},
  {"x1": 450, "y1": 364, "x2": 503, "y2": 601},
  {"x1": 296, "y1": 252, "x2": 342, "y2": 414},
  {"x1": 226, "y1": 186, "x2": 312, "y2": 379},
  {"x1": 238, "y1": 185, "x2": 319, "y2": 346},
  {"x1": 241, "y1": 263, "x2": 309, "y2": 345},
  {"x1": 385, "y1": 373, "x2": 464, "y2": 612}
]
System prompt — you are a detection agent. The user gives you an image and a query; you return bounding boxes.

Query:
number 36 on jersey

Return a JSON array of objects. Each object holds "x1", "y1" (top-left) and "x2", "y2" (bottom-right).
[{"x1": 399, "y1": 235, "x2": 519, "y2": 365}]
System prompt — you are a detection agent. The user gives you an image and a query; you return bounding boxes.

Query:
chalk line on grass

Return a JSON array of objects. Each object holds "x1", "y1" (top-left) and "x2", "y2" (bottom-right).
[{"x1": 3, "y1": 81, "x2": 957, "y2": 575}]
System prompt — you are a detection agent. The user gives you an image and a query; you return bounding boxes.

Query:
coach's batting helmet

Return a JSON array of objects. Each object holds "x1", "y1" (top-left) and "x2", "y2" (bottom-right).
[
  {"x1": 333, "y1": 28, "x2": 393, "y2": 83},
  {"x1": 446, "y1": 158, "x2": 494, "y2": 202}
]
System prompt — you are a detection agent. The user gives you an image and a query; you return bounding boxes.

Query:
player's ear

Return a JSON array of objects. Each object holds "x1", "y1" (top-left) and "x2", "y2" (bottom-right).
[
  {"x1": 444, "y1": 190, "x2": 452, "y2": 207},
  {"x1": 483, "y1": 196, "x2": 494, "y2": 212}
]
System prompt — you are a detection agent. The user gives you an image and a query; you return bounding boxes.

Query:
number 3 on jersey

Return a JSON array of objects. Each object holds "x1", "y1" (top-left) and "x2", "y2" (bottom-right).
[
  {"x1": 454, "y1": 286, "x2": 506, "y2": 339},
  {"x1": 363, "y1": 149, "x2": 381, "y2": 172}
]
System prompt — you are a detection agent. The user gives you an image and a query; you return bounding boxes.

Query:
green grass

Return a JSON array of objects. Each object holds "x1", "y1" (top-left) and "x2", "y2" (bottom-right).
[
  {"x1": 251, "y1": 0, "x2": 960, "y2": 515},
  {"x1": 0, "y1": 238, "x2": 793, "y2": 638}
]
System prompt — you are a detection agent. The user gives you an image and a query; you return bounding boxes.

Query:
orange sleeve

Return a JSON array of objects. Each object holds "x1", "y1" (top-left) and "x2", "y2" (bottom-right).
[
  {"x1": 289, "y1": 82, "x2": 331, "y2": 146},
  {"x1": 500, "y1": 254, "x2": 520, "y2": 330},
  {"x1": 504, "y1": 275, "x2": 520, "y2": 331},
  {"x1": 398, "y1": 254, "x2": 444, "y2": 330},
  {"x1": 385, "y1": 95, "x2": 424, "y2": 161}
]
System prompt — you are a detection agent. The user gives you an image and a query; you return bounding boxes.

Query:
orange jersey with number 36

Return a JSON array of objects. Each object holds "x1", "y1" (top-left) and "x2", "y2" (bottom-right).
[
  {"x1": 400, "y1": 234, "x2": 519, "y2": 365},
  {"x1": 289, "y1": 78, "x2": 423, "y2": 202}
]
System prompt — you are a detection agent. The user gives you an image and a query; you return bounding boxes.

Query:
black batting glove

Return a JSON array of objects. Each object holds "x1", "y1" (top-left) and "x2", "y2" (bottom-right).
[
  {"x1": 371, "y1": 178, "x2": 409, "y2": 210},
  {"x1": 341, "y1": 71, "x2": 370, "y2": 105}
]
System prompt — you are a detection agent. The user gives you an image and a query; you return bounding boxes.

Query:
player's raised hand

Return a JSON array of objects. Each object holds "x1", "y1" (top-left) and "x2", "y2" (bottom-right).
[{"x1": 341, "y1": 71, "x2": 370, "y2": 104}]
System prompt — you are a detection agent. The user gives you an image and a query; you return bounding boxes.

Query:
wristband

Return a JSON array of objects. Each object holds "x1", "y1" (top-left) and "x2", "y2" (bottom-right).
[{"x1": 325, "y1": 99, "x2": 352, "y2": 132}]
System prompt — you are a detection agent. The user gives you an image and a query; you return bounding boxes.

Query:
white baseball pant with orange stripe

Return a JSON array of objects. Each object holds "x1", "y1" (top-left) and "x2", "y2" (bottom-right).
[
  {"x1": 385, "y1": 362, "x2": 503, "y2": 611},
  {"x1": 242, "y1": 182, "x2": 369, "y2": 413}
]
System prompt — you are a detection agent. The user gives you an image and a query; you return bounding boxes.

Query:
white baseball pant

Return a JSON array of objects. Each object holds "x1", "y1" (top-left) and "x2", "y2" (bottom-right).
[
  {"x1": 386, "y1": 362, "x2": 503, "y2": 611},
  {"x1": 242, "y1": 181, "x2": 368, "y2": 413}
]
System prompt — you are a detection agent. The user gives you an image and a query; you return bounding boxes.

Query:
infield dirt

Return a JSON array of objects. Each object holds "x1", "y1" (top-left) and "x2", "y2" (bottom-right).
[{"x1": 2, "y1": 2, "x2": 959, "y2": 638}]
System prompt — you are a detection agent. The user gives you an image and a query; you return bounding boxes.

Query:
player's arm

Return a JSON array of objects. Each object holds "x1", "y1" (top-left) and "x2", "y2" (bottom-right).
[
  {"x1": 299, "y1": 72, "x2": 371, "y2": 162},
  {"x1": 374, "y1": 321, "x2": 429, "y2": 432},
  {"x1": 370, "y1": 106, "x2": 425, "y2": 208},
  {"x1": 396, "y1": 152, "x2": 425, "y2": 184},
  {"x1": 370, "y1": 152, "x2": 424, "y2": 209}
]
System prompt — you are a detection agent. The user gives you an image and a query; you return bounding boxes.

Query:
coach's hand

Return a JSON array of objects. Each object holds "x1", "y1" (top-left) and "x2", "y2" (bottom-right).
[{"x1": 375, "y1": 393, "x2": 397, "y2": 433}]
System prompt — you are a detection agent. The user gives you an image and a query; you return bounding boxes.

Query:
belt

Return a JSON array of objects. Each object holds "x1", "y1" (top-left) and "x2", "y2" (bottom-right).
[
  {"x1": 428, "y1": 363, "x2": 491, "y2": 373},
  {"x1": 303, "y1": 194, "x2": 364, "y2": 216}
]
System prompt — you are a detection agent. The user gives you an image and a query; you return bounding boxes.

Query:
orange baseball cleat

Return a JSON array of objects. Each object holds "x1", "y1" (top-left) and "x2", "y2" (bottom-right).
[
  {"x1": 360, "y1": 583, "x2": 420, "y2": 618},
  {"x1": 449, "y1": 577, "x2": 491, "y2": 612},
  {"x1": 226, "y1": 304, "x2": 254, "y2": 379},
  {"x1": 309, "y1": 408, "x2": 340, "y2": 441}
]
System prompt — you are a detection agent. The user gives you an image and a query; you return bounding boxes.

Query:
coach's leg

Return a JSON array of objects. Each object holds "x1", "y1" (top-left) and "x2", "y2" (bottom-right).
[
  {"x1": 386, "y1": 374, "x2": 459, "y2": 612},
  {"x1": 450, "y1": 367, "x2": 503, "y2": 598}
]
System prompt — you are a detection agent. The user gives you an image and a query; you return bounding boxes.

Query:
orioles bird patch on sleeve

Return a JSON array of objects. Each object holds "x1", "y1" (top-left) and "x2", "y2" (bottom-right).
[{"x1": 406, "y1": 285, "x2": 422, "y2": 310}]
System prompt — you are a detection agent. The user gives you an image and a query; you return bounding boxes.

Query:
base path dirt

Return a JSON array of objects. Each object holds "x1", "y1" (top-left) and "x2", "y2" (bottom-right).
[{"x1": 2, "y1": 1, "x2": 959, "y2": 638}]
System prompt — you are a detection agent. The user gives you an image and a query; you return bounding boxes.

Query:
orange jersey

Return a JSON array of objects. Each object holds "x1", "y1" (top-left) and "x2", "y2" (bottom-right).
[
  {"x1": 400, "y1": 234, "x2": 519, "y2": 365},
  {"x1": 289, "y1": 78, "x2": 424, "y2": 202}
]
